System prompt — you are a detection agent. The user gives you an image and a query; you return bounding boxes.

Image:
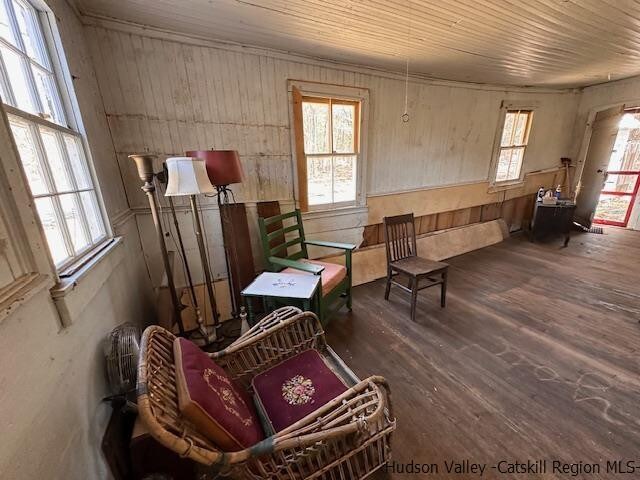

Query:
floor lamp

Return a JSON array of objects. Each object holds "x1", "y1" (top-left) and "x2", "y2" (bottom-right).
[
  {"x1": 187, "y1": 150, "x2": 244, "y2": 319},
  {"x1": 129, "y1": 154, "x2": 185, "y2": 335},
  {"x1": 165, "y1": 156, "x2": 220, "y2": 344}
]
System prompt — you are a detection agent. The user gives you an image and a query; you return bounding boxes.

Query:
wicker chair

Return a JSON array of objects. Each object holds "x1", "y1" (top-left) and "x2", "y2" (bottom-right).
[{"x1": 137, "y1": 307, "x2": 396, "y2": 479}]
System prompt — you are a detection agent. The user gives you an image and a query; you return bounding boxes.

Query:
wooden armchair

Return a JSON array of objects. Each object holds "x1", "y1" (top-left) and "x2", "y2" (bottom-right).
[
  {"x1": 383, "y1": 213, "x2": 449, "y2": 322},
  {"x1": 258, "y1": 209, "x2": 355, "y2": 325},
  {"x1": 137, "y1": 307, "x2": 396, "y2": 479}
]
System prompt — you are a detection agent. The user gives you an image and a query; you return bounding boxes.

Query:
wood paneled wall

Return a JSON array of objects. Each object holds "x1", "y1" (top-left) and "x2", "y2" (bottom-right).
[
  {"x1": 83, "y1": 20, "x2": 580, "y2": 288},
  {"x1": 85, "y1": 21, "x2": 580, "y2": 210},
  {"x1": 361, "y1": 194, "x2": 536, "y2": 248}
]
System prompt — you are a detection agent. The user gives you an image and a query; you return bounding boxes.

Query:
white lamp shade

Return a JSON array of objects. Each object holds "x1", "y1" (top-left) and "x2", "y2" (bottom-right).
[{"x1": 164, "y1": 157, "x2": 215, "y2": 196}]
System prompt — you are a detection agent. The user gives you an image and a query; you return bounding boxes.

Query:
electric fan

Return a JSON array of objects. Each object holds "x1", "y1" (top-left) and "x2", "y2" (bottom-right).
[{"x1": 103, "y1": 323, "x2": 141, "y2": 411}]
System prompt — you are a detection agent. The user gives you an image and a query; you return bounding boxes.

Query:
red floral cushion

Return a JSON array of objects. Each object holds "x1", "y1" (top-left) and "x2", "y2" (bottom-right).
[
  {"x1": 173, "y1": 337, "x2": 264, "y2": 451},
  {"x1": 252, "y1": 349, "x2": 348, "y2": 433}
]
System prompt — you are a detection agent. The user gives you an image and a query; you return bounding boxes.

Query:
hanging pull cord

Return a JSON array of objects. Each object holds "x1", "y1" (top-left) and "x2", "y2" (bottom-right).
[
  {"x1": 402, "y1": 0, "x2": 411, "y2": 123},
  {"x1": 402, "y1": 57, "x2": 410, "y2": 123}
]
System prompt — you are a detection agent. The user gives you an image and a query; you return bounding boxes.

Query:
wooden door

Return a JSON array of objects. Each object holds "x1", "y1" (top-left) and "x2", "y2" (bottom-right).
[{"x1": 575, "y1": 105, "x2": 624, "y2": 227}]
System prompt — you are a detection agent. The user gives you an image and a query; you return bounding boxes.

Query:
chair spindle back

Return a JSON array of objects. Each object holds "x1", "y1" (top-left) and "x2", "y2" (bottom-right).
[{"x1": 383, "y1": 213, "x2": 417, "y2": 264}]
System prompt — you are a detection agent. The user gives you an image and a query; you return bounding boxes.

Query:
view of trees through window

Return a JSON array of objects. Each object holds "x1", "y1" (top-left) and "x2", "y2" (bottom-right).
[{"x1": 302, "y1": 96, "x2": 359, "y2": 206}]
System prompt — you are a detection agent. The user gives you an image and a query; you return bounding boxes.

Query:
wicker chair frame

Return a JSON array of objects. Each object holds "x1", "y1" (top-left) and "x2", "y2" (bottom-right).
[{"x1": 137, "y1": 307, "x2": 396, "y2": 479}]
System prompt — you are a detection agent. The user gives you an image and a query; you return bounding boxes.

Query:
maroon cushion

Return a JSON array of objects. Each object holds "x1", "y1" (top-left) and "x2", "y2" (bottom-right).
[
  {"x1": 173, "y1": 337, "x2": 264, "y2": 451},
  {"x1": 252, "y1": 349, "x2": 348, "y2": 433}
]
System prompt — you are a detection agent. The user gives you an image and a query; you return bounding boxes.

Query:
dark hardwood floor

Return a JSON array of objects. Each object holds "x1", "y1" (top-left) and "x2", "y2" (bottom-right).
[{"x1": 326, "y1": 228, "x2": 640, "y2": 479}]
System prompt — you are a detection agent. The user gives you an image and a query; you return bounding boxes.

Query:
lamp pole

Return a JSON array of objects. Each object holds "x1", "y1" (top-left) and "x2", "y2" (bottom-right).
[
  {"x1": 129, "y1": 154, "x2": 185, "y2": 335},
  {"x1": 189, "y1": 194, "x2": 220, "y2": 328}
]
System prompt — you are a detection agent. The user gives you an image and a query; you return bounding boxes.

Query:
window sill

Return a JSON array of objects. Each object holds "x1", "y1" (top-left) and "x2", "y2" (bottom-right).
[
  {"x1": 487, "y1": 180, "x2": 526, "y2": 193},
  {"x1": 50, "y1": 237, "x2": 125, "y2": 327},
  {"x1": 302, "y1": 204, "x2": 368, "y2": 220}
]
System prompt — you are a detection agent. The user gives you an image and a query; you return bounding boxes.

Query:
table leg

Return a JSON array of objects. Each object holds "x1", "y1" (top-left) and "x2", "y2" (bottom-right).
[{"x1": 245, "y1": 297, "x2": 255, "y2": 326}]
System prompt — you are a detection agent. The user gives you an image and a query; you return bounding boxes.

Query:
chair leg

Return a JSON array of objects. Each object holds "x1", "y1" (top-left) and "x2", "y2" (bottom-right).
[
  {"x1": 410, "y1": 278, "x2": 418, "y2": 322},
  {"x1": 384, "y1": 268, "x2": 392, "y2": 300},
  {"x1": 441, "y1": 270, "x2": 448, "y2": 308}
]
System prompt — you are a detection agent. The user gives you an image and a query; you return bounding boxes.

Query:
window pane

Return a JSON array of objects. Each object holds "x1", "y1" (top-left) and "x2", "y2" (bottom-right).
[
  {"x1": 303, "y1": 101, "x2": 330, "y2": 154},
  {"x1": 513, "y1": 112, "x2": 530, "y2": 144},
  {"x1": 32, "y1": 66, "x2": 64, "y2": 124},
  {"x1": 496, "y1": 148, "x2": 512, "y2": 182},
  {"x1": 594, "y1": 194, "x2": 632, "y2": 223},
  {"x1": 500, "y1": 112, "x2": 516, "y2": 146},
  {"x1": 603, "y1": 174, "x2": 638, "y2": 194},
  {"x1": 307, "y1": 155, "x2": 332, "y2": 205},
  {"x1": 35, "y1": 196, "x2": 69, "y2": 265},
  {"x1": 333, "y1": 155, "x2": 356, "y2": 203},
  {"x1": 39, "y1": 127, "x2": 72, "y2": 191},
  {"x1": 497, "y1": 147, "x2": 524, "y2": 182},
  {"x1": 79, "y1": 190, "x2": 105, "y2": 241},
  {"x1": 0, "y1": 0, "x2": 16, "y2": 45},
  {"x1": 507, "y1": 148, "x2": 524, "y2": 179},
  {"x1": 0, "y1": 43, "x2": 35, "y2": 112},
  {"x1": 12, "y1": 0, "x2": 47, "y2": 67},
  {"x1": 59, "y1": 193, "x2": 89, "y2": 253},
  {"x1": 9, "y1": 116, "x2": 48, "y2": 194},
  {"x1": 332, "y1": 103, "x2": 355, "y2": 153},
  {"x1": 64, "y1": 134, "x2": 92, "y2": 188}
]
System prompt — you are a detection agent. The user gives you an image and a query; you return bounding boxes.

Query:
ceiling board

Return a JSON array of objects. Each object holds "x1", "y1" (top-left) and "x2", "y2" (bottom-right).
[{"x1": 75, "y1": 0, "x2": 640, "y2": 88}]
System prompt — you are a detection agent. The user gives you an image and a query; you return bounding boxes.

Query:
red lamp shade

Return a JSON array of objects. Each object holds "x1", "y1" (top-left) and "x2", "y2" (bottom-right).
[{"x1": 186, "y1": 150, "x2": 244, "y2": 187}]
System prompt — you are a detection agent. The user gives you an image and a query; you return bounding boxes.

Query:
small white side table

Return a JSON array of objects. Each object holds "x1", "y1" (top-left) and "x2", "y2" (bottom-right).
[{"x1": 241, "y1": 272, "x2": 321, "y2": 325}]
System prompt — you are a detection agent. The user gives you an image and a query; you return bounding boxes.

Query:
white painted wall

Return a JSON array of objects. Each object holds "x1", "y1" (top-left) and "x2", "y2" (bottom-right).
[
  {"x1": 83, "y1": 20, "x2": 580, "y2": 288},
  {"x1": 0, "y1": 1, "x2": 154, "y2": 479},
  {"x1": 572, "y1": 75, "x2": 640, "y2": 230}
]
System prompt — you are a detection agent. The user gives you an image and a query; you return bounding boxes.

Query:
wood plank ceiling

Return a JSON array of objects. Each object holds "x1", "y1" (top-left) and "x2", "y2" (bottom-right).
[{"x1": 75, "y1": 0, "x2": 640, "y2": 88}]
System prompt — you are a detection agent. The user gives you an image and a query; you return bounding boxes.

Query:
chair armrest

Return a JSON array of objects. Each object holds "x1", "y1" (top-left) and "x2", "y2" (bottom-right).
[
  {"x1": 268, "y1": 256, "x2": 324, "y2": 274},
  {"x1": 304, "y1": 239, "x2": 356, "y2": 251},
  {"x1": 211, "y1": 310, "x2": 326, "y2": 383},
  {"x1": 228, "y1": 306, "x2": 303, "y2": 346},
  {"x1": 267, "y1": 376, "x2": 395, "y2": 454}
]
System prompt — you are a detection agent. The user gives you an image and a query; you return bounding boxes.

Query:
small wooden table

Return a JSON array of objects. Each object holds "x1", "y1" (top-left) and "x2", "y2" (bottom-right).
[
  {"x1": 241, "y1": 272, "x2": 321, "y2": 326},
  {"x1": 530, "y1": 201, "x2": 576, "y2": 246}
]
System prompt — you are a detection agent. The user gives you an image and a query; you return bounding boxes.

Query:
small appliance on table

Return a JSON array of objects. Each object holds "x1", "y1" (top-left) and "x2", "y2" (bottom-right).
[{"x1": 241, "y1": 272, "x2": 321, "y2": 325}]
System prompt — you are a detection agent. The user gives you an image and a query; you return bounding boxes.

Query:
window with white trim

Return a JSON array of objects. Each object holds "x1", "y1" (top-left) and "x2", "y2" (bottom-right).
[
  {"x1": 301, "y1": 96, "x2": 360, "y2": 207},
  {"x1": 0, "y1": 0, "x2": 107, "y2": 272},
  {"x1": 493, "y1": 109, "x2": 533, "y2": 183}
]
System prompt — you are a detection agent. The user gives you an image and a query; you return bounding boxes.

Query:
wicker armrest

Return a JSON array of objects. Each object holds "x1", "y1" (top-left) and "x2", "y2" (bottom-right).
[
  {"x1": 229, "y1": 306, "x2": 304, "y2": 346},
  {"x1": 237, "y1": 376, "x2": 396, "y2": 476},
  {"x1": 211, "y1": 309, "x2": 327, "y2": 385}
]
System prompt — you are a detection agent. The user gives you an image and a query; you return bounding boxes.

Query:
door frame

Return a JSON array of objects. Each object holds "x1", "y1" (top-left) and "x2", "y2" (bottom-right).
[
  {"x1": 575, "y1": 99, "x2": 640, "y2": 229},
  {"x1": 593, "y1": 170, "x2": 640, "y2": 226}
]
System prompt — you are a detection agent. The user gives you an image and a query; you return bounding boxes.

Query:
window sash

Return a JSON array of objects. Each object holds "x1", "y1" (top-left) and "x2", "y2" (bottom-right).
[
  {"x1": 8, "y1": 112, "x2": 107, "y2": 270},
  {"x1": 501, "y1": 110, "x2": 532, "y2": 148},
  {"x1": 302, "y1": 95, "x2": 360, "y2": 155},
  {"x1": 0, "y1": 0, "x2": 65, "y2": 125},
  {"x1": 493, "y1": 109, "x2": 533, "y2": 184}
]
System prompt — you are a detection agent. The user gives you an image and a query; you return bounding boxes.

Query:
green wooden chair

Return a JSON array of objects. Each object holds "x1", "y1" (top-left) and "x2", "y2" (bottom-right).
[{"x1": 258, "y1": 209, "x2": 355, "y2": 324}]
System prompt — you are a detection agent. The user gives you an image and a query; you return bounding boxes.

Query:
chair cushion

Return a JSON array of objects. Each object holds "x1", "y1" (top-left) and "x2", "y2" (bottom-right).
[
  {"x1": 173, "y1": 337, "x2": 264, "y2": 451},
  {"x1": 282, "y1": 259, "x2": 346, "y2": 296},
  {"x1": 252, "y1": 349, "x2": 348, "y2": 433}
]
